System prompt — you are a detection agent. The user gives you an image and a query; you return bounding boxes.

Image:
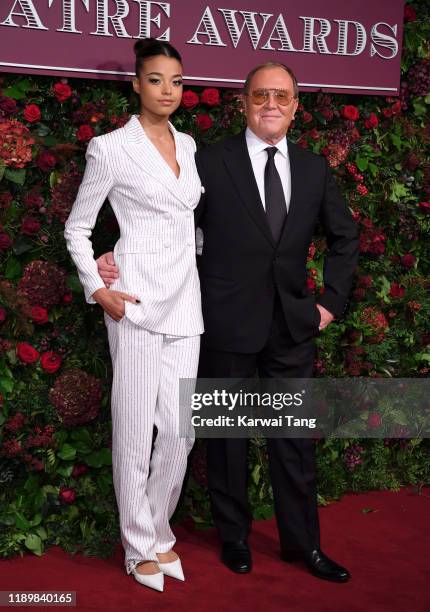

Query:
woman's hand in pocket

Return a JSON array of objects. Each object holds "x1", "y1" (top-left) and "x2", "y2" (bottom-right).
[{"x1": 92, "y1": 288, "x2": 140, "y2": 321}]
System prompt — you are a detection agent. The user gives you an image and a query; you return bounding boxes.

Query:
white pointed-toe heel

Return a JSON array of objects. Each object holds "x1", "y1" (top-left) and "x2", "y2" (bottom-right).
[
  {"x1": 158, "y1": 557, "x2": 185, "y2": 581},
  {"x1": 126, "y1": 560, "x2": 164, "y2": 592}
]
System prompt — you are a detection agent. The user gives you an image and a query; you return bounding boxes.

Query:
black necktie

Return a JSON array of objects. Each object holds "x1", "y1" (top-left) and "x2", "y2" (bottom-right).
[{"x1": 264, "y1": 147, "x2": 287, "y2": 243}]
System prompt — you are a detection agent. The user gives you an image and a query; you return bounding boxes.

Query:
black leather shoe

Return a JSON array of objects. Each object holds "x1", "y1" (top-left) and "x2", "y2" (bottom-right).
[
  {"x1": 221, "y1": 541, "x2": 252, "y2": 573},
  {"x1": 281, "y1": 548, "x2": 350, "y2": 582}
]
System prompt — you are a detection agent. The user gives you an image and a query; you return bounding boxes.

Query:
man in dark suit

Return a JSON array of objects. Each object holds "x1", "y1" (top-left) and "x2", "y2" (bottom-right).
[
  {"x1": 193, "y1": 63, "x2": 358, "y2": 583},
  {"x1": 96, "y1": 62, "x2": 358, "y2": 583}
]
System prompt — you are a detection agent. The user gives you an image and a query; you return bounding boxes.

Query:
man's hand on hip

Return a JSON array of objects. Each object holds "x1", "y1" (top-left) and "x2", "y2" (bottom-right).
[
  {"x1": 316, "y1": 303, "x2": 334, "y2": 330},
  {"x1": 97, "y1": 252, "x2": 119, "y2": 288}
]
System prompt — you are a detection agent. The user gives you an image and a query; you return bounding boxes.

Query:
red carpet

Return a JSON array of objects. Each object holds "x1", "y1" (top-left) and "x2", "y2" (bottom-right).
[{"x1": 1, "y1": 487, "x2": 429, "y2": 612}]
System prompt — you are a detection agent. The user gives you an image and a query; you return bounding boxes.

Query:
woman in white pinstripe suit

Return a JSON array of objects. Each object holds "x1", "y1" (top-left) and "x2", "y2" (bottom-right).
[{"x1": 64, "y1": 39, "x2": 203, "y2": 592}]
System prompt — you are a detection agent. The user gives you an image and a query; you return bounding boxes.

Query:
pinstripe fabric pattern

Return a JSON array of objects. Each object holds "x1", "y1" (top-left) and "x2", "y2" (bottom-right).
[
  {"x1": 64, "y1": 116, "x2": 203, "y2": 567},
  {"x1": 64, "y1": 114, "x2": 204, "y2": 337},
  {"x1": 105, "y1": 314, "x2": 199, "y2": 563}
]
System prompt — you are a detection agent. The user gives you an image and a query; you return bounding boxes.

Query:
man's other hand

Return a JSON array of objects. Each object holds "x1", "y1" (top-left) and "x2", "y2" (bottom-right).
[{"x1": 316, "y1": 304, "x2": 334, "y2": 330}]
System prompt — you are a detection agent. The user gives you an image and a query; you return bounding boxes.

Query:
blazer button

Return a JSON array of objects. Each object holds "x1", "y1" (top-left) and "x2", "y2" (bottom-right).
[
  {"x1": 164, "y1": 242, "x2": 171, "y2": 248},
  {"x1": 164, "y1": 212, "x2": 171, "y2": 219}
]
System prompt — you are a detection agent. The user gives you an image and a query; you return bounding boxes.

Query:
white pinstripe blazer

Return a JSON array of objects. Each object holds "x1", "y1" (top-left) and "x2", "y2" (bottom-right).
[{"x1": 64, "y1": 114, "x2": 204, "y2": 336}]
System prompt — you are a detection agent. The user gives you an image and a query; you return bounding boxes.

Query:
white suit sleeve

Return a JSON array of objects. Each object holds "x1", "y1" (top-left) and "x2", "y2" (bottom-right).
[{"x1": 64, "y1": 137, "x2": 113, "y2": 304}]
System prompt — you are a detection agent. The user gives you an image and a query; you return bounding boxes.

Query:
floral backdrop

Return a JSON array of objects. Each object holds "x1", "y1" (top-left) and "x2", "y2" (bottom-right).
[{"x1": 0, "y1": 1, "x2": 429, "y2": 558}]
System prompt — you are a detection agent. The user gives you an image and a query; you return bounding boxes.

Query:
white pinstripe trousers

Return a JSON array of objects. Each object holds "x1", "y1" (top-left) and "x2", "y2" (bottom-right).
[{"x1": 105, "y1": 314, "x2": 200, "y2": 565}]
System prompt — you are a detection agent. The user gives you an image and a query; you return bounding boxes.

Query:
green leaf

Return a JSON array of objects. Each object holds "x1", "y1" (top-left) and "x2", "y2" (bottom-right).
[
  {"x1": 57, "y1": 444, "x2": 76, "y2": 461},
  {"x1": 355, "y1": 156, "x2": 368, "y2": 171},
  {"x1": 29, "y1": 513, "x2": 42, "y2": 527},
  {"x1": 390, "y1": 181, "x2": 409, "y2": 202},
  {"x1": 0, "y1": 377, "x2": 14, "y2": 394},
  {"x1": 35, "y1": 526, "x2": 47, "y2": 540},
  {"x1": 251, "y1": 463, "x2": 260, "y2": 485},
  {"x1": 368, "y1": 162, "x2": 378, "y2": 177},
  {"x1": 67, "y1": 274, "x2": 84, "y2": 294},
  {"x1": 415, "y1": 353, "x2": 430, "y2": 364},
  {"x1": 4, "y1": 168, "x2": 26, "y2": 185},
  {"x1": 3, "y1": 85, "x2": 26, "y2": 100},
  {"x1": 14, "y1": 511, "x2": 31, "y2": 530},
  {"x1": 0, "y1": 160, "x2": 5, "y2": 182},
  {"x1": 56, "y1": 464, "x2": 74, "y2": 478},
  {"x1": 24, "y1": 533, "x2": 42, "y2": 556},
  {"x1": 24, "y1": 475, "x2": 40, "y2": 494},
  {"x1": 84, "y1": 448, "x2": 112, "y2": 468},
  {"x1": 4, "y1": 256, "x2": 22, "y2": 280},
  {"x1": 390, "y1": 133, "x2": 402, "y2": 150},
  {"x1": 413, "y1": 100, "x2": 427, "y2": 116}
]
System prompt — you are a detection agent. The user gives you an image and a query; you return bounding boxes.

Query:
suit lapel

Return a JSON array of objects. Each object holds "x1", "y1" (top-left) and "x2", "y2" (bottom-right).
[
  {"x1": 122, "y1": 115, "x2": 192, "y2": 207},
  {"x1": 223, "y1": 133, "x2": 275, "y2": 247}
]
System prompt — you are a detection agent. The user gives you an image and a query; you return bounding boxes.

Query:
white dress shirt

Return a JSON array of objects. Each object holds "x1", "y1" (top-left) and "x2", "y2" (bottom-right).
[{"x1": 245, "y1": 127, "x2": 291, "y2": 212}]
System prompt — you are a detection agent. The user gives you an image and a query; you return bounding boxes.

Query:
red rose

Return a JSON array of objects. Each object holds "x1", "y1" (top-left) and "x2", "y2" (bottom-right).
[
  {"x1": 16, "y1": 342, "x2": 39, "y2": 364},
  {"x1": 404, "y1": 5, "x2": 417, "y2": 21},
  {"x1": 195, "y1": 114, "x2": 213, "y2": 131},
  {"x1": 341, "y1": 105, "x2": 360, "y2": 121},
  {"x1": 21, "y1": 217, "x2": 41, "y2": 236},
  {"x1": 0, "y1": 232, "x2": 12, "y2": 252},
  {"x1": 389, "y1": 282, "x2": 405, "y2": 298},
  {"x1": 367, "y1": 413, "x2": 382, "y2": 430},
  {"x1": 23, "y1": 104, "x2": 41, "y2": 123},
  {"x1": 53, "y1": 82, "x2": 72, "y2": 103},
  {"x1": 418, "y1": 201, "x2": 430, "y2": 213},
  {"x1": 201, "y1": 88, "x2": 220, "y2": 107},
  {"x1": 302, "y1": 111, "x2": 313, "y2": 123},
  {"x1": 31, "y1": 306, "x2": 49, "y2": 324},
  {"x1": 400, "y1": 253, "x2": 416, "y2": 269},
  {"x1": 364, "y1": 113, "x2": 379, "y2": 129},
  {"x1": 40, "y1": 351, "x2": 62, "y2": 374},
  {"x1": 59, "y1": 487, "x2": 76, "y2": 504},
  {"x1": 72, "y1": 463, "x2": 89, "y2": 478},
  {"x1": 37, "y1": 150, "x2": 56, "y2": 172},
  {"x1": 181, "y1": 90, "x2": 200, "y2": 110},
  {"x1": 76, "y1": 124, "x2": 94, "y2": 142}
]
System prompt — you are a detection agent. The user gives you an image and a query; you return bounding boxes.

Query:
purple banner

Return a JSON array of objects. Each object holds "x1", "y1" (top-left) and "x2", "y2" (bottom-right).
[{"x1": 0, "y1": 1, "x2": 404, "y2": 95}]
